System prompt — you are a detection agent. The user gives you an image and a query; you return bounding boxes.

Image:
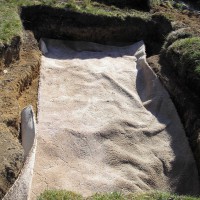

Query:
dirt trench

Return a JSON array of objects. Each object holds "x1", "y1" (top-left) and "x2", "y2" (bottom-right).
[
  {"x1": 19, "y1": 5, "x2": 200, "y2": 175},
  {"x1": 1, "y1": 4, "x2": 200, "y2": 199}
]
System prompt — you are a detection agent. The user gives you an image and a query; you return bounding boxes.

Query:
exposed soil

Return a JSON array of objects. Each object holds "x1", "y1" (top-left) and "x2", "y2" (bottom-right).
[
  {"x1": 0, "y1": 31, "x2": 40, "y2": 199},
  {"x1": 18, "y1": 78, "x2": 39, "y2": 118},
  {"x1": 0, "y1": 37, "x2": 21, "y2": 73},
  {"x1": 152, "y1": 5, "x2": 200, "y2": 35},
  {"x1": 20, "y1": 5, "x2": 172, "y2": 56},
  {"x1": 147, "y1": 54, "x2": 200, "y2": 175},
  {"x1": 146, "y1": 5, "x2": 200, "y2": 173}
]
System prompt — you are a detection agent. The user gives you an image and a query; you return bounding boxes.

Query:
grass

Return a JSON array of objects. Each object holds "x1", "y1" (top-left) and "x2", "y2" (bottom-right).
[
  {"x1": 0, "y1": 1, "x2": 22, "y2": 45},
  {"x1": 38, "y1": 190, "x2": 83, "y2": 200},
  {"x1": 164, "y1": 37, "x2": 200, "y2": 95},
  {"x1": 38, "y1": 190, "x2": 200, "y2": 200},
  {"x1": 162, "y1": 28, "x2": 192, "y2": 49},
  {"x1": 0, "y1": 0, "x2": 151, "y2": 45},
  {"x1": 168, "y1": 37, "x2": 200, "y2": 76}
]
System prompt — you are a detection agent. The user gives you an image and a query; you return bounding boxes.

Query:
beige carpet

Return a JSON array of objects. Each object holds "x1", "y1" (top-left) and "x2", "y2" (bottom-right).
[{"x1": 31, "y1": 39, "x2": 199, "y2": 199}]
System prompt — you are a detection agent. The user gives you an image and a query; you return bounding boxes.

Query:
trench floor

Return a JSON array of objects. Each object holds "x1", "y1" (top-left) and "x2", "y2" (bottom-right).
[{"x1": 30, "y1": 39, "x2": 199, "y2": 199}]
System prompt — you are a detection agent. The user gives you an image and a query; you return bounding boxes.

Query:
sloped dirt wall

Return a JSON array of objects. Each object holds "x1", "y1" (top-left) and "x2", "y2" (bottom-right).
[
  {"x1": 0, "y1": 31, "x2": 40, "y2": 199},
  {"x1": 0, "y1": 37, "x2": 20, "y2": 73},
  {"x1": 148, "y1": 55, "x2": 200, "y2": 177},
  {"x1": 20, "y1": 6, "x2": 172, "y2": 56}
]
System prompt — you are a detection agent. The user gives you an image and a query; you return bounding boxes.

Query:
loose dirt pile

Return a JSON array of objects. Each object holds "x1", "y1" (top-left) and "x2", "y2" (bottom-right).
[{"x1": 31, "y1": 39, "x2": 199, "y2": 199}]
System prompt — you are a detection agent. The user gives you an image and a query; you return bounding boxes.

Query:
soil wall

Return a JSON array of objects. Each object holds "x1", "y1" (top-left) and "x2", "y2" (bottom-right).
[
  {"x1": 20, "y1": 6, "x2": 172, "y2": 56},
  {"x1": 0, "y1": 37, "x2": 21, "y2": 73},
  {"x1": 148, "y1": 55, "x2": 200, "y2": 176},
  {"x1": 0, "y1": 31, "x2": 40, "y2": 199}
]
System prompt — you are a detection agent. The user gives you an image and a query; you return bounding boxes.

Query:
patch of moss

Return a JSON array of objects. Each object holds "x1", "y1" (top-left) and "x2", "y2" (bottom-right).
[
  {"x1": 38, "y1": 190, "x2": 200, "y2": 200},
  {"x1": 165, "y1": 0, "x2": 174, "y2": 9}
]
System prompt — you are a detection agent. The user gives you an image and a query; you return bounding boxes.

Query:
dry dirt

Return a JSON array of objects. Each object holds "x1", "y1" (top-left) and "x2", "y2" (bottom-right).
[
  {"x1": 18, "y1": 78, "x2": 39, "y2": 118},
  {"x1": 0, "y1": 31, "x2": 40, "y2": 199},
  {"x1": 153, "y1": 5, "x2": 200, "y2": 35}
]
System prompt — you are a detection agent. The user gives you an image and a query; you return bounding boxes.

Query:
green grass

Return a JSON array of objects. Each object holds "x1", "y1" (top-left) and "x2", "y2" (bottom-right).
[
  {"x1": 168, "y1": 37, "x2": 200, "y2": 76},
  {"x1": 162, "y1": 28, "x2": 192, "y2": 49},
  {"x1": 0, "y1": 0, "x2": 151, "y2": 45},
  {"x1": 0, "y1": 1, "x2": 22, "y2": 45},
  {"x1": 38, "y1": 190, "x2": 83, "y2": 200},
  {"x1": 163, "y1": 36, "x2": 200, "y2": 94},
  {"x1": 38, "y1": 190, "x2": 200, "y2": 200}
]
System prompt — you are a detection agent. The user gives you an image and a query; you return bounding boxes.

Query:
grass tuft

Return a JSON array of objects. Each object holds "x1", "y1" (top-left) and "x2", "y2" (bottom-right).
[
  {"x1": 169, "y1": 37, "x2": 200, "y2": 76},
  {"x1": 37, "y1": 190, "x2": 200, "y2": 200},
  {"x1": 38, "y1": 190, "x2": 83, "y2": 200},
  {"x1": 89, "y1": 192, "x2": 124, "y2": 200},
  {"x1": 162, "y1": 28, "x2": 192, "y2": 50},
  {"x1": 163, "y1": 37, "x2": 200, "y2": 95}
]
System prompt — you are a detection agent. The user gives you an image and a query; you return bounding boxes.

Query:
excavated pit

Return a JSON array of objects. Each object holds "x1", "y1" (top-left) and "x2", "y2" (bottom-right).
[
  {"x1": 29, "y1": 38, "x2": 200, "y2": 198},
  {"x1": 1, "y1": 4, "x2": 200, "y2": 199},
  {"x1": 20, "y1": 4, "x2": 200, "y2": 193}
]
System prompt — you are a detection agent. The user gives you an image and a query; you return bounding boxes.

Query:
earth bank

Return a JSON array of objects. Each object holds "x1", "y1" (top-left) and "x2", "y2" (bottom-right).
[{"x1": 0, "y1": 31, "x2": 40, "y2": 199}]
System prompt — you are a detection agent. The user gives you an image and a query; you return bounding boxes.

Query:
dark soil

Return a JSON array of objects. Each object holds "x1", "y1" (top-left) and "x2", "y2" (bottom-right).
[
  {"x1": 147, "y1": 54, "x2": 200, "y2": 177},
  {"x1": 20, "y1": 6, "x2": 172, "y2": 56},
  {"x1": 0, "y1": 37, "x2": 21, "y2": 73}
]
